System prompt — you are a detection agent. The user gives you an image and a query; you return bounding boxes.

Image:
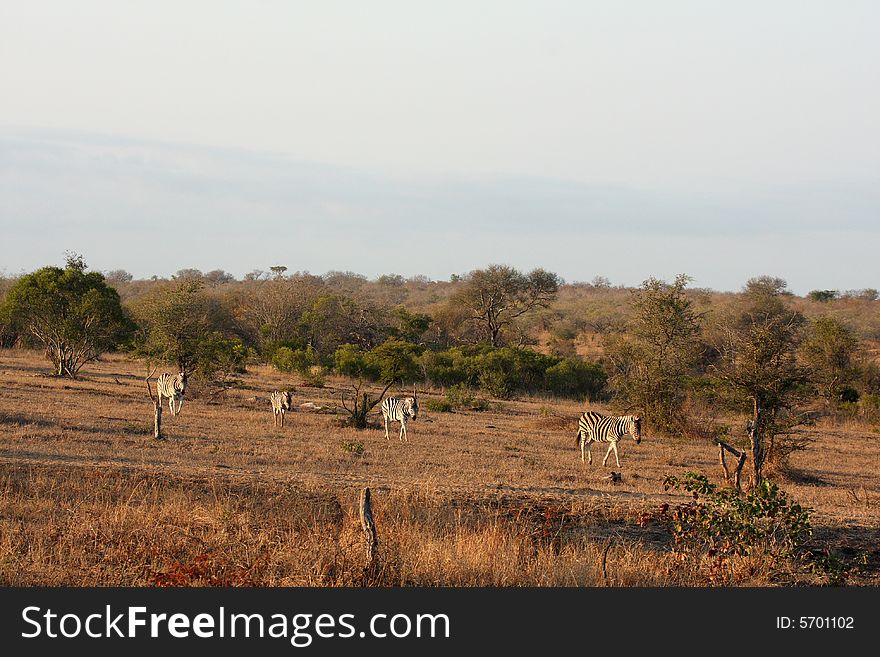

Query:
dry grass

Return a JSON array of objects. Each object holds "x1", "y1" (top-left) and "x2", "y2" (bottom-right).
[{"x1": 1, "y1": 349, "x2": 878, "y2": 586}]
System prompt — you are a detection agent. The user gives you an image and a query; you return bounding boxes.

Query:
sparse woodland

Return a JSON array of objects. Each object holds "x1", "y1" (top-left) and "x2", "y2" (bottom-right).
[{"x1": 1, "y1": 259, "x2": 878, "y2": 586}]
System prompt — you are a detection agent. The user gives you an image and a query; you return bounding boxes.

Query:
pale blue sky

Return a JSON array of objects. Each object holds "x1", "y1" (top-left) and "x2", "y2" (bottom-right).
[{"x1": 1, "y1": 2, "x2": 878, "y2": 291}]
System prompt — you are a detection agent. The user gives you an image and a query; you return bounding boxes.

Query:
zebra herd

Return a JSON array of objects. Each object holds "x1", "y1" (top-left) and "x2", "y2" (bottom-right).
[{"x1": 154, "y1": 372, "x2": 642, "y2": 464}]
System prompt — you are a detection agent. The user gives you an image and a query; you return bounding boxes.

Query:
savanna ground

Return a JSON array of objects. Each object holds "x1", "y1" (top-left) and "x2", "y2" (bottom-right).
[{"x1": 1, "y1": 349, "x2": 878, "y2": 586}]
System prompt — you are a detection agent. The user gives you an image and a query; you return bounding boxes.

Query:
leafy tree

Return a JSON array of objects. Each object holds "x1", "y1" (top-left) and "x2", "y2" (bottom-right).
[
  {"x1": 334, "y1": 344, "x2": 380, "y2": 381},
  {"x1": 367, "y1": 339, "x2": 423, "y2": 384},
  {"x1": 235, "y1": 277, "x2": 321, "y2": 357},
  {"x1": 1, "y1": 258, "x2": 133, "y2": 377},
  {"x1": 603, "y1": 274, "x2": 703, "y2": 433},
  {"x1": 801, "y1": 317, "x2": 860, "y2": 405},
  {"x1": 272, "y1": 345, "x2": 319, "y2": 375},
  {"x1": 390, "y1": 306, "x2": 432, "y2": 343},
  {"x1": 452, "y1": 264, "x2": 560, "y2": 347},
  {"x1": 712, "y1": 277, "x2": 809, "y2": 484},
  {"x1": 807, "y1": 289, "x2": 838, "y2": 303},
  {"x1": 544, "y1": 358, "x2": 607, "y2": 401},
  {"x1": 131, "y1": 280, "x2": 237, "y2": 376},
  {"x1": 300, "y1": 294, "x2": 383, "y2": 356}
]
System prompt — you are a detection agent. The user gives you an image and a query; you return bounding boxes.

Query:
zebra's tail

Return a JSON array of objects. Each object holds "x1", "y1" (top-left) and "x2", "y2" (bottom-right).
[{"x1": 575, "y1": 430, "x2": 581, "y2": 447}]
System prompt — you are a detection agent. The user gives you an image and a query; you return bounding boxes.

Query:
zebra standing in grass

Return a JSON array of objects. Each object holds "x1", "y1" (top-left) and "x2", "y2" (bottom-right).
[
  {"x1": 156, "y1": 372, "x2": 187, "y2": 416},
  {"x1": 576, "y1": 411, "x2": 641, "y2": 467},
  {"x1": 270, "y1": 390, "x2": 293, "y2": 428},
  {"x1": 381, "y1": 391, "x2": 419, "y2": 442}
]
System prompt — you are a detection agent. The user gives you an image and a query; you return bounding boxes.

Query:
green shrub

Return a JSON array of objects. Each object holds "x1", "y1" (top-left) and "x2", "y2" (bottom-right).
[
  {"x1": 424, "y1": 399, "x2": 454, "y2": 413},
  {"x1": 544, "y1": 358, "x2": 607, "y2": 400},
  {"x1": 657, "y1": 472, "x2": 812, "y2": 559},
  {"x1": 272, "y1": 345, "x2": 319, "y2": 375},
  {"x1": 444, "y1": 384, "x2": 490, "y2": 411},
  {"x1": 366, "y1": 338, "x2": 423, "y2": 384},
  {"x1": 340, "y1": 440, "x2": 364, "y2": 455},
  {"x1": 334, "y1": 344, "x2": 380, "y2": 381}
]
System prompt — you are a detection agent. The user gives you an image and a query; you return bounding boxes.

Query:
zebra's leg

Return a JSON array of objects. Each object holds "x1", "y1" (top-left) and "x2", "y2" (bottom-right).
[
  {"x1": 168, "y1": 397, "x2": 175, "y2": 416},
  {"x1": 176, "y1": 398, "x2": 183, "y2": 415},
  {"x1": 399, "y1": 418, "x2": 407, "y2": 442},
  {"x1": 612, "y1": 441, "x2": 620, "y2": 467},
  {"x1": 384, "y1": 414, "x2": 390, "y2": 440},
  {"x1": 280, "y1": 410, "x2": 284, "y2": 428},
  {"x1": 579, "y1": 433, "x2": 585, "y2": 463},
  {"x1": 602, "y1": 441, "x2": 615, "y2": 467}
]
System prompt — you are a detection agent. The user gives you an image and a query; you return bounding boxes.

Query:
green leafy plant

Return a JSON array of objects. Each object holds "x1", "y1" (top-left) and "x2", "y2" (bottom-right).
[
  {"x1": 340, "y1": 440, "x2": 365, "y2": 455},
  {"x1": 655, "y1": 472, "x2": 812, "y2": 560}
]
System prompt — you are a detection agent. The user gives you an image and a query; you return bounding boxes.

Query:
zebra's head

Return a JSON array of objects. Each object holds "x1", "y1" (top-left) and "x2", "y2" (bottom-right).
[
  {"x1": 406, "y1": 393, "x2": 419, "y2": 420},
  {"x1": 282, "y1": 391, "x2": 293, "y2": 409},
  {"x1": 630, "y1": 416, "x2": 642, "y2": 444}
]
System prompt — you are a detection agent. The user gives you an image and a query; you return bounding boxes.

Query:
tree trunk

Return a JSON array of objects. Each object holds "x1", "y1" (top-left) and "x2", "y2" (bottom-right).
[
  {"x1": 749, "y1": 403, "x2": 765, "y2": 487},
  {"x1": 359, "y1": 488, "x2": 380, "y2": 581},
  {"x1": 153, "y1": 400, "x2": 163, "y2": 439}
]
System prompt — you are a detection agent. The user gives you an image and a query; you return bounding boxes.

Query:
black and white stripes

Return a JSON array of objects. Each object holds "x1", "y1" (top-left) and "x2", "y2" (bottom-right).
[
  {"x1": 381, "y1": 394, "x2": 419, "y2": 442},
  {"x1": 270, "y1": 390, "x2": 293, "y2": 428},
  {"x1": 576, "y1": 411, "x2": 641, "y2": 467},
  {"x1": 156, "y1": 372, "x2": 187, "y2": 416}
]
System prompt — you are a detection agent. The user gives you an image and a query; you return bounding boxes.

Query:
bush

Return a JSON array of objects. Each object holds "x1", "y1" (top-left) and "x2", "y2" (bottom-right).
[
  {"x1": 544, "y1": 358, "x2": 607, "y2": 400},
  {"x1": 366, "y1": 338, "x2": 423, "y2": 384},
  {"x1": 420, "y1": 349, "x2": 472, "y2": 388},
  {"x1": 334, "y1": 344, "x2": 380, "y2": 381},
  {"x1": 473, "y1": 347, "x2": 557, "y2": 399},
  {"x1": 657, "y1": 472, "x2": 812, "y2": 559},
  {"x1": 272, "y1": 345, "x2": 319, "y2": 375},
  {"x1": 444, "y1": 384, "x2": 491, "y2": 411},
  {"x1": 424, "y1": 399, "x2": 454, "y2": 413}
]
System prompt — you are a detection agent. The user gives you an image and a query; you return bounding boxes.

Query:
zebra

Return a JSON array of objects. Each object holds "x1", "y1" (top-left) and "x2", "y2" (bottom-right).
[
  {"x1": 381, "y1": 391, "x2": 419, "y2": 442},
  {"x1": 576, "y1": 411, "x2": 641, "y2": 467},
  {"x1": 156, "y1": 372, "x2": 187, "y2": 416},
  {"x1": 270, "y1": 390, "x2": 293, "y2": 428}
]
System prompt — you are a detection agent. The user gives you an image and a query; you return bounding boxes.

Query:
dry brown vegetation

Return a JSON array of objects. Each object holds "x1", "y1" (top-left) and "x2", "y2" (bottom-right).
[{"x1": 1, "y1": 349, "x2": 878, "y2": 586}]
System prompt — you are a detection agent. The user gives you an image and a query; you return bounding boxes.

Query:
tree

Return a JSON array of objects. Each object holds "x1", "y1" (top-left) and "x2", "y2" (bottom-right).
[
  {"x1": 390, "y1": 306, "x2": 432, "y2": 343},
  {"x1": 452, "y1": 265, "x2": 560, "y2": 347},
  {"x1": 270, "y1": 265, "x2": 288, "y2": 279},
  {"x1": 234, "y1": 277, "x2": 321, "y2": 357},
  {"x1": 131, "y1": 280, "x2": 238, "y2": 376},
  {"x1": 1, "y1": 259, "x2": 133, "y2": 377},
  {"x1": 801, "y1": 317, "x2": 860, "y2": 405},
  {"x1": 204, "y1": 269, "x2": 236, "y2": 288},
  {"x1": 367, "y1": 339, "x2": 423, "y2": 384},
  {"x1": 104, "y1": 269, "x2": 134, "y2": 284},
  {"x1": 300, "y1": 294, "x2": 383, "y2": 356},
  {"x1": 807, "y1": 289, "x2": 838, "y2": 303},
  {"x1": 603, "y1": 274, "x2": 703, "y2": 433},
  {"x1": 712, "y1": 278, "x2": 809, "y2": 485},
  {"x1": 173, "y1": 268, "x2": 204, "y2": 281}
]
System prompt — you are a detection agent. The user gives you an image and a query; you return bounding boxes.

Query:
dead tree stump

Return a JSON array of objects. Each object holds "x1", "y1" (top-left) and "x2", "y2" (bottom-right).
[
  {"x1": 717, "y1": 440, "x2": 747, "y2": 490},
  {"x1": 359, "y1": 487, "x2": 380, "y2": 580},
  {"x1": 145, "y1": 367, "x2": 163, "y2": 440}
]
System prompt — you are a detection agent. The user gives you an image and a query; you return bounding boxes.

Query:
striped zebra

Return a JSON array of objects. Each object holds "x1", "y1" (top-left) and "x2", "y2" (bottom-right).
[
  {"x1": 576, "y1": 411, "x2": 641, "y2": 467},
  {"x1": 156, "y1": 372, "x2": 187, "y2": 416},
  {"x1": 381, "y1": 392, "x2": 419, "y2": 442},
  {"x1": 270, "y1": 390, "x2": 293, "y2": 428}
]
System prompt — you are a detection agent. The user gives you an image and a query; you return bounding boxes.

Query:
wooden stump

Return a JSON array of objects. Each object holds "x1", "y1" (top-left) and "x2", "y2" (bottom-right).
[
  {"x1": 153, "y1": 400, "x2": 162, "y2": 440},
  {"x1": 359, "y1": 487, "x2": 380, "y2": 580},
  {"x1": 717, "y1": 440, "x2": 747, "y2": 491}
]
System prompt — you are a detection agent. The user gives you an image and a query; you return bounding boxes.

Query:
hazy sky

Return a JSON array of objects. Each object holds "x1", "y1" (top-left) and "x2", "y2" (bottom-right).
[{"x1": 1, "y1": 2, "x2": 878, "y2": 292}]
